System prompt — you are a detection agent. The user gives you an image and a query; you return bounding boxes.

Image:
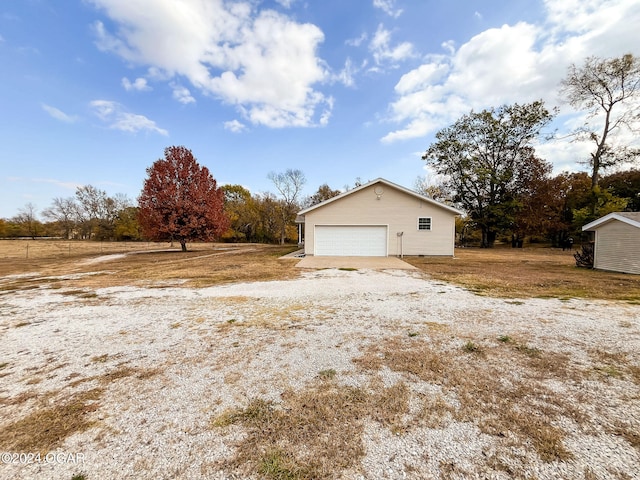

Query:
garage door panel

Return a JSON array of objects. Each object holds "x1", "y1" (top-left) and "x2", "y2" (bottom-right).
[{"x1": 315, "y1": 226, "x2": 387, "y2": 256}]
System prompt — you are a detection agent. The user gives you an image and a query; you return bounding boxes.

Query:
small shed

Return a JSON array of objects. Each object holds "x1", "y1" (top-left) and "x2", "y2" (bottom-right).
[
  {"x1": 297, "y1": 178, "x2": 462, "y2": 257},
  {"x1": 582, "y1": 212, "x2": 640, "y2": 275}
]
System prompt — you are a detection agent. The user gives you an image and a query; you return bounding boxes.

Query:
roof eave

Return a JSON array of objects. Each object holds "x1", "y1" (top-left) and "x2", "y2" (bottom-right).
[
  {"x1": 583, "y1": 212, "x2": 640, "y2": 231},
  {"x1": 297, "y1": 177, "x2": 463, "y2": 217}
]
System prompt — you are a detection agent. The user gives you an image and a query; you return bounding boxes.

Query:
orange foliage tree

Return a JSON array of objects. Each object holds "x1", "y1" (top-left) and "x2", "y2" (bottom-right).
[{"x1": 138, "y1": 146, "x2": 229, "y2": 251}]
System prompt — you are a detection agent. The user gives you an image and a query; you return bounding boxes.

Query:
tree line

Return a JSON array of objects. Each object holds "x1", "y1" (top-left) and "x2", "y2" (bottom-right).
[
  {"x1": 1, "y1": 54, "x2": 638, "y2": 249},
  {"x1": 0, "y1": 157, "x2": 341, "y2": 246},
  {"x1": 0, "y1": 186, "x2": 138, "y2": 241},
  {"x1": 422, "y1": 53, "x2": 640, "y2": 247}
]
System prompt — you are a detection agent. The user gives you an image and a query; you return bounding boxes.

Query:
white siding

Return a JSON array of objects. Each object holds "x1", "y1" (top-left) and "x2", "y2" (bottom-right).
[
  {"x1": 303, "y1": 183, "x2": 456, "y2": 256},
  {"x1": 594, "y1": 221, "x2": 640, "y2": 274}
]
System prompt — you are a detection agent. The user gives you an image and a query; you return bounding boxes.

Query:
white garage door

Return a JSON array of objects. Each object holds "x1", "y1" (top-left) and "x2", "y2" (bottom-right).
[{"x1": 315, "y1": 225, "x2": 387, "y2": 256}]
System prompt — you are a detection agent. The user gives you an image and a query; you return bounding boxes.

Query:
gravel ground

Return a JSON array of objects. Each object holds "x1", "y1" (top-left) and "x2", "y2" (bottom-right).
[{"x1": 1, "y1": 267, "x2": 639, "y2": 480}]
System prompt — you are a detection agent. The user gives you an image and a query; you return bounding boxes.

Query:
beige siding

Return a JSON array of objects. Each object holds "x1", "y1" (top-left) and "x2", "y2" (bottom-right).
[
  {"x1": 594, "y1": 221, "x2": 640, "y2": 274},
  {"x1": 304, "y1": 185, "x2": 456, "y2": 256}
]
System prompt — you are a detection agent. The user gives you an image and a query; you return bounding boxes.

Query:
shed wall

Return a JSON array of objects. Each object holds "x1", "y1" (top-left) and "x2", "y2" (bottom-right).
[{"x1": 594, "y1": 221, "x2": 640, "y2": 274}]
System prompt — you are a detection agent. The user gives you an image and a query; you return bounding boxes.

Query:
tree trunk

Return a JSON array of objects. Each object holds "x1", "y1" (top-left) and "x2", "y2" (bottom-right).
[
  {"x1": 180, "y1": 239, "x2": 187, "y2": 252},
  {"x1": 280, "y1": 212, "x2": 287, "y2": 245},
  {"x1": 481, "y1": 228, "x2": 496, "y2": 248}
]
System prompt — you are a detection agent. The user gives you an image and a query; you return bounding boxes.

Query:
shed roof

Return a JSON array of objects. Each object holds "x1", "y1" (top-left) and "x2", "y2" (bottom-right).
[
  {"x1": 582, "y1": 212, "x2": 640, "y2": 231},
  {"x1": 297, "y1": 177, "x2": 464, "y2": 218}
]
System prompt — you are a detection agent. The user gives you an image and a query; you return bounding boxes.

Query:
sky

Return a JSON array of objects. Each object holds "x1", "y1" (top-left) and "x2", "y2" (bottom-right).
[{"x1": 1, "y1": 0, "x2": 639, "y2": 219}]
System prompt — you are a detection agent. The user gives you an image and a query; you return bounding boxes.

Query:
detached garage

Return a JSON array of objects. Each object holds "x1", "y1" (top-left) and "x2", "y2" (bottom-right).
[
  {"x1": 297, "y1": 178, "x2": 462, "y2": 257},
  {"x1": 315, "y1": 225, "x2": 388, "y2": 256},
  {"x1": 582, "y1": 212, "x2": 640, "y2": 275}
]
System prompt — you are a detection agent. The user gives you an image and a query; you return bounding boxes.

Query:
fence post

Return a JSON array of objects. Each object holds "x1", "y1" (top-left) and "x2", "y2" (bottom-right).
[{"x1": 26, "y1": 244, "x2": 29, "y2": 259}]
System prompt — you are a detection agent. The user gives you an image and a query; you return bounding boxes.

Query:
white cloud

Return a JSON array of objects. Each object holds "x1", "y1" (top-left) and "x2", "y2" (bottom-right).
[
  {"x1": 171, "y1": 83, "x2": 196, "y2": 104},
  {"x1": 373, "y1": 0, "x2": 403, "y2": 18},
  {"x1": 275, "y1": 0, "x2": 295, "y2": 8},
  {"x1": 41, "y1": 104, "x2": 77, "y2": 123},
  {"x1": 122, "y1": 76, "x2": 151, "y2": 91},
  {"x1": 88, "y1": 0, "x2": 331, "y2": 128},
  {"x1": 8, "y1": 177, "x2": 82, "y2": 191},
  {"x1": 382, "y1": 0, "x2": 640, "y2": 148},
  {"x1": 369, "y1": 24, "x2": 416, "y2": 67},
  {"x1": 224, "y1": 120, "x2": 246, "y2": 133},
  {"x1": 89, "y1": 100, "x2": 168, "y2": 135},
  {"x1": 90, "y1": 99, "x2": 117, "y2": 120},
  {"x1": 441, "y1": 40, "x2": 455, "y2": 55},
  {"x1": 334, "y1": 58, "x2": 357, "y2": 87},
  {"x1": 34, "y1": 178, "x2": 84, "y2": 190},
  {"x1": 346, "y1": 32, "x2": 368, "y2": 47}
]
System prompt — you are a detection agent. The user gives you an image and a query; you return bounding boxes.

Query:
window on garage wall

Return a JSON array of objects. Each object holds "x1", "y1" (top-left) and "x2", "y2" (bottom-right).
[{"x1": 418, "y1": 217, "x2": 432, "y2": 231}]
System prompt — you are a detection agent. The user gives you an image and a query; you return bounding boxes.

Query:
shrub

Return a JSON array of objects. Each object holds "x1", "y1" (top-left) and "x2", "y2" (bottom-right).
[{"x1": 574, "y1": 243, "x2": 594, "y2": 268}]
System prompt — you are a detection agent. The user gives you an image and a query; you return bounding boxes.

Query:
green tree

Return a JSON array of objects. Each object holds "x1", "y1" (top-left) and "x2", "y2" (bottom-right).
[
  {"x1": 560, "y1": 54, "x2": 640, "y2": 190},
  {"x1": 601, "y1": 169, "x2": 640, "y2": 211},
  {"x1": 572, "y1": 188, "x2": 628, "y2": 228},
  {"x1": 422, "y1": 101, "x2": 554, "y2": 247},
  {"x1": 305, "y1": 183, "x2": 341, "y2": 207},
  {"x1": 114, "y1": 206, "x2": 142, "y2": 241},
  {"x1": 540, "y1": 172, "x2": 592, "y2": 246},
  {"x1": 253, "y1": 192, "x2": 284, "y2": 243},
  {"x1": 221, "y1": 184, "x2": 258, "y2": 242}
]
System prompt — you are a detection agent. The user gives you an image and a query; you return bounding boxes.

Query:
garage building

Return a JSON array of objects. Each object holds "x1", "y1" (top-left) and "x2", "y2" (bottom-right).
[{"x1": 297, "y1": 178, "x2": 462, "y2": 257}]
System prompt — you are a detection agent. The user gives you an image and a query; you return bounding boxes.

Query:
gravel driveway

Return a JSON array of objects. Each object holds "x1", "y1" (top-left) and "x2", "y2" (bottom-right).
[{"x1": 1, "y1": 268, "x2": 639, "y2": 479}]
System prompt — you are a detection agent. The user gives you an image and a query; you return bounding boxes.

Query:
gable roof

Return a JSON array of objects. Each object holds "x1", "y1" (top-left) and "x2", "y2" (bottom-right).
[
  {"x1": 582, "y1": 212, "x2": 640, "y2": 231},
  {"x1": 297, "y1": 178, "x2": 464, "y2": 217}
]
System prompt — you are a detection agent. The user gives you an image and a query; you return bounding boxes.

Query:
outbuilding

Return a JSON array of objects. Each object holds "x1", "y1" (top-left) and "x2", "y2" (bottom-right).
[
  {"x1": 296, "y1": 178, "x2": 462, "y2": 257},
  {"x1": 582, "y1": 212, "x2": 640, "y2": 275}
]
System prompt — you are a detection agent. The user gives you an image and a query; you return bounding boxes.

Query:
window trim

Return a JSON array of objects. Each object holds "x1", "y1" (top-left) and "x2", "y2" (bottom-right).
[{"x1": 417, "y1": 217, "x2": 432, "y2": 231}]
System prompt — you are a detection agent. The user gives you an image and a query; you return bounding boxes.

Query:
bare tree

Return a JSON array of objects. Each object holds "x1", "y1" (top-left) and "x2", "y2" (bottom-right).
[
  {"x1": 75, "y1": 185, "x2": 108, "y2": 239},
  {"x1": 560, "y1": 54, "x2": 640, "y2": 189},
  {"x1": 268, "y1": 169, "x2": 306, "y2": 244},
  {"x1": 413, "y1": 176, "x2": 451, "y2": 203},
  {"x1": 43, "y1": 197, "x2": 77, "y2": 239},
  {"x1": 15, "y1": 203, "x2": 39, "y2": 239}
]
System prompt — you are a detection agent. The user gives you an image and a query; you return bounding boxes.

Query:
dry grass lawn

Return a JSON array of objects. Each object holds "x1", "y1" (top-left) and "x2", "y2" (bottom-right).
[
  {"x1": 406, "y1": 246, "x2": 640, "y2": 301},
  {"x1": 0, "y1": 240, "x2": 300, "y2": 290},
  {"x1": 1, "y1": 240, "x2": 639, "y2": 301}
]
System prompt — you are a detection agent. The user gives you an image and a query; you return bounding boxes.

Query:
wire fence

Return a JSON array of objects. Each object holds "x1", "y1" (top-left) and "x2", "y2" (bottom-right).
[{"x1": 0, "y1": 240, "x2": 168, "y2": 260}]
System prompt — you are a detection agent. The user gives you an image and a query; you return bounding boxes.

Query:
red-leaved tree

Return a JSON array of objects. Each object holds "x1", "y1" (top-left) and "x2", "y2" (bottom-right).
[{"x1": 138, "y1": 146, "x2": 229, "y2": 251}]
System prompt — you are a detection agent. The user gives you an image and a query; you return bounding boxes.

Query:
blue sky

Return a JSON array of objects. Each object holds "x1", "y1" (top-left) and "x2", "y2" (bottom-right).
[{"x1": 1, "y1": 0, "x2": 639, "y2": 219}]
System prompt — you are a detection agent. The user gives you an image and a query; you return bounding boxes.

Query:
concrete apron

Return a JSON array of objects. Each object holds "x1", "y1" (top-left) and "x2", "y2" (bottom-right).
[{"x1": 295, "y1": 255, "x2": 417, "y2": 270}]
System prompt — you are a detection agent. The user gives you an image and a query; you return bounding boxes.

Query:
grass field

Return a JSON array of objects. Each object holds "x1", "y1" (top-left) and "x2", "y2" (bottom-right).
[
  {"x1": 407, "y1": 246, "x2": 640, "y2": 302},
  {"x1": 1, "y1": 240, "x2": 639, "y2": 300},
  {"x1": 0, "y1": 240, "x2": 301, "y2": 290}
]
